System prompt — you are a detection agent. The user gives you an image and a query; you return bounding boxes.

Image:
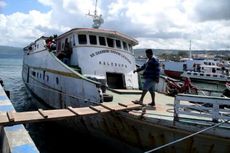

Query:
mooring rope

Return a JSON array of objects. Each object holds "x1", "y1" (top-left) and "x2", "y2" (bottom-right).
[
  {"x1": 0, "y1": 74, "x2": 101, "y2": 105},
  {"x1": 144, "y1": 118, "x2": 228, "y2": 153},
  {"x1": 24, "y1": 81, "x2": 101, "y2": 105}
]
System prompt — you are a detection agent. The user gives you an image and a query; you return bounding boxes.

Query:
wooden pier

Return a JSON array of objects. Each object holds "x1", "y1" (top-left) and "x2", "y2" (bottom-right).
[{"x1": 0, "y1": 101, "x2": 141, "y2": 126}]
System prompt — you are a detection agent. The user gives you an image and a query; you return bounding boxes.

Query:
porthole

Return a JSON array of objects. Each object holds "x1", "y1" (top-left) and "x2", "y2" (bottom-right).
[{"x1": 56, "y1": 77, "x2": 59, "y2": 84}]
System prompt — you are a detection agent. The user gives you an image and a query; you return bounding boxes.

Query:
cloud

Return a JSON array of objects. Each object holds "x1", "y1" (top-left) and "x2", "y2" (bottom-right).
[
  {"x1": 0, "y1": 10, "x2": 52, "y2": 46},
  {"x1": 193, "y1": 0, "x2": 230, "y2": 21},
  {"x1": 0, "y1": 0, "x2": 6, "y2": 12},
  {"x1": 0, "y1": 0, "x2": 230, "y2": 50}
]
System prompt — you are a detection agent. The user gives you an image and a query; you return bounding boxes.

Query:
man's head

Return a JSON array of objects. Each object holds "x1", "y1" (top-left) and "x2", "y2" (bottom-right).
[{"x1": 145, "y1": 49, "x2": 153, "y2": 59}]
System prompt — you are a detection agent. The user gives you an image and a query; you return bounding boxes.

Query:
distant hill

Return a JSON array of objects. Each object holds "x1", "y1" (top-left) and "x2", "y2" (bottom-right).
[
  {"x1": 134, "y1": 48, "x2": 230, "y2": 58},
  {"x1": 0, "y1": 46, "x2": 23, "y2": 59},
  {"x1": 0, "y1": 46, "x2": 22, "y2": 51}
]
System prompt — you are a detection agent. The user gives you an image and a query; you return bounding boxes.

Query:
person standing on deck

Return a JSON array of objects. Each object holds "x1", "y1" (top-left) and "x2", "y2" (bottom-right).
[
  {"x1": 62, "y1": 38, "x2": 72, "y2": 65},
  {"x1": 133, "y1": 49, "x2": 160, "y2": 107}
]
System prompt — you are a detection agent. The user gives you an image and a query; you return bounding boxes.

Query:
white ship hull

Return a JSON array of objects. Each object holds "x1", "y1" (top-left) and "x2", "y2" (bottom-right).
[{"x1": 22, "y1": 49, "x2": 102, "y2": 108}]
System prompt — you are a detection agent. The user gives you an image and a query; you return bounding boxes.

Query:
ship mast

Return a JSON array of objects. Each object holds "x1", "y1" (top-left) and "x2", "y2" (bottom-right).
[
  {"x1": 87, "y1": 0, "x2": 104, "y2": 29},
  {"x1": 189, "y1": 40, "x2": 192, "y2": 60}
]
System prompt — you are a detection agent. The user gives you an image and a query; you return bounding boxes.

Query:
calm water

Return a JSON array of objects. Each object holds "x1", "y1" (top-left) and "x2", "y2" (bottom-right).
[{"x1": 0, "y1": 49, "x2": 123, "y2": 153}]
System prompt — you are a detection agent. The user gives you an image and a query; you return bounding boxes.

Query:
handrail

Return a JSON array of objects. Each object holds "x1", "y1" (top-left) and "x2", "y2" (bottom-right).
[{"x1": 174, "y1": 94, "x2": 230, "y2": 122}]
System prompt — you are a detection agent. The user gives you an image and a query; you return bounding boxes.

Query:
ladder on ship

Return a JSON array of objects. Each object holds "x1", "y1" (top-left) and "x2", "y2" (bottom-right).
[{"x1": 0, "y1": 101, "x2": 141, "y2": 126}]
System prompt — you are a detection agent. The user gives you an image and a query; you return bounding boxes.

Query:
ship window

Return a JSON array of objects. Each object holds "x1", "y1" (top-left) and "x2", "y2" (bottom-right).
[
  {"x1": 213, "y1": 75, "x2": 217, "y2": 77},
  {"x1": 200, "y1": 73, "x2": 204, "y2": 76},
  {"x1": 56, "y1": 77, "x2": 59, "y2": 84},
  {"x1": 116, "y1": 40, "x2": 121, "y2": 48},
  {"x1": 107, "y1": 38, "x2": 114, "y2": 47},
  {"x1": 123, "y1": 41, "x2": 127, "y2": 50},
  {"x1": 212, "y1": 68, "x2": 216, "y2": 73},
  {"x1": 72, "y1": 35, "x2": 76, "y2": 46},
  {"x1": 57, "y1": 41, "x2": 61, "y2": 50},
  {"x1": 206, "y1": 74, "x2": 211, "y2": 76},
  {"x1": 193, "y1": 73, "x2": 198, "y2": 75},
  {"x1": 128, "y1": 44, "x2": 132, "y2": 51},
  {"x1": 187, "y1": 72, "x2": 191, "y2": 75},
  {"x1": 78, "y1": 35, "x2": 87, "y2": 44},
  {"x1": 99, "y1": 36, "x2": 106, "y2": 46},
  {"x1": 43, "y1": 71, "x2": 45, "y2": 80},
  {"x1": 89, "y1": 35, "x2": 97, "y2": 45},
  {"x1": 32, "y1": 71, "x2": 36, "y2": 76}
]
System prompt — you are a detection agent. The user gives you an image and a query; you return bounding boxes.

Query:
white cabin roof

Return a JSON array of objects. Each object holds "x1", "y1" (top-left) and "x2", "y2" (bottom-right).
[{"x1": 56, "y1": 28, "x2": 138, "y2": 46}]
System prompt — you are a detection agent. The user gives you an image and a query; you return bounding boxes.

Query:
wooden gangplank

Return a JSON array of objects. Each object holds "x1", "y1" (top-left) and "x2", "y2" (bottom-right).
[{"x1": 0, "y1": 101, "x2": 141, "y2": 126}]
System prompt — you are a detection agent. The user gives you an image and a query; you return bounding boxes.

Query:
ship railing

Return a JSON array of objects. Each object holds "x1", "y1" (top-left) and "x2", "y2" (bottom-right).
[{"x1": 174, "y1": 94, "x2": 230, "y2": 122}]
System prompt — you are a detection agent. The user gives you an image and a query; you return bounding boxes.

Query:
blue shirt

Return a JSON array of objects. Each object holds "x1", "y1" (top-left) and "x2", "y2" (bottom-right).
[{"x1": 137, "y1": 57, "x2": 160, "y2": 81}]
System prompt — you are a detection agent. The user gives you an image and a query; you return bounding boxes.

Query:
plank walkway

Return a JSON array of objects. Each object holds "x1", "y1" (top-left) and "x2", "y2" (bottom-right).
[{"x1": 0, "y1": 101, "x2": 141, "y2": 126}]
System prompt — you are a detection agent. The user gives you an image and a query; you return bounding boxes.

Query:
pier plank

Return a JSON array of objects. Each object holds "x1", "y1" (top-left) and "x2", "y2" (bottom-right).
[
  {"x1": 72, "y1": 107, "x2": 98, "y2": 115},
  {"x1": 13, "y1": 112, "x2": 44, "y2": 122},
  {"x1": 0, "y1": 102, "x2": 142, "y2": 126},
  {"x1": 42, "y1": 109, "x2": 75, "y2": 119},
  {"x1": 38, "y1": 109, "x2": 48, "y2": 118},
  {"x1": 93, "y1": 105, "x2": 111, "y2": 113},
  {"x1": 7, "y1": 111, "x2": 15, "y2": 122}
]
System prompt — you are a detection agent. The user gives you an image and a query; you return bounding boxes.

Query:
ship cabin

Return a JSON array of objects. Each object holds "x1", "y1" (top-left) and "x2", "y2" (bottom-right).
[{"x1": 55, "y1": 28, "x2": 139, "y2": 90}]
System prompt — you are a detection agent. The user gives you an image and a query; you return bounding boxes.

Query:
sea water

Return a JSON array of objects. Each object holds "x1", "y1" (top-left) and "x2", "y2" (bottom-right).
[{"x1": 0, "y1": 49, "x2": 123, "y2": 153}]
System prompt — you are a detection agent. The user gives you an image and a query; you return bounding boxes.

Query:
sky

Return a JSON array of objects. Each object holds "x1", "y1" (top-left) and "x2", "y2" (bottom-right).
[{"x1": 0, "y1": 0, "x2": 230, "y2": 50}]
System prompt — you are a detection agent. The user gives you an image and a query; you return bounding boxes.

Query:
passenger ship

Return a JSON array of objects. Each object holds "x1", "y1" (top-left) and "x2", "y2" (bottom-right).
[
  {"x1": 181, "y1": 64, "x2": 230, "y2": 83},
  {"x1": 22, "y1": 12, "x2": 139, "y2": 108}
]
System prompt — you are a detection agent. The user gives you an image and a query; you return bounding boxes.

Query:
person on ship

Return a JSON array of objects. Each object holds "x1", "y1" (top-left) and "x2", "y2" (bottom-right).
[
  {"x1": 46, "y1": 36, "x2": 56, "y2": 51},
  {"x1": 133, "y1": 49, "x2": 160, "y2": 108},
  {"x1": 62, "y1": 38, "x2": 72, "y2": 65}
]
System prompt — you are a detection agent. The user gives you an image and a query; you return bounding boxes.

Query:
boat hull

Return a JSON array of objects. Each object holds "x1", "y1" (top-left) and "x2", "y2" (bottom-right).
[
  {"x1": 22, "y1": 50, "x2": 102, "y2": 108},
  {"x1": 51, "y1": 109, "x2": 230, "y2": 153}
]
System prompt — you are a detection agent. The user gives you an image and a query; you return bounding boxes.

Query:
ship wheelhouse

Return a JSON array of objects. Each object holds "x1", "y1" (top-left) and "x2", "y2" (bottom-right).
[{"x1": 55, "y1": 28, "x2": 139, "y2": 90}]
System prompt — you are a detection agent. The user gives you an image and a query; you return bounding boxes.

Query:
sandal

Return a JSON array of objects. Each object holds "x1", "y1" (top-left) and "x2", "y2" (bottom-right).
[
  {"x1": 132, "y1": 100, "x2": 143, "y2": 105},
  {"x1": 148, "y1": 103, "x2": 155, "y2": 107},
  {"x1": 148, "y1": 103, "x2": 156, "y2": 110}
]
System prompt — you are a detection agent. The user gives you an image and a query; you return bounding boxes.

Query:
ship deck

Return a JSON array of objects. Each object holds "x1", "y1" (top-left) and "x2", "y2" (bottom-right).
[
  {"x1": 108, "y1": 89, "x2": 175, "y2": 121},
  {"x1": 108, "y1": 89, "x2": 230, "y2": 124}
]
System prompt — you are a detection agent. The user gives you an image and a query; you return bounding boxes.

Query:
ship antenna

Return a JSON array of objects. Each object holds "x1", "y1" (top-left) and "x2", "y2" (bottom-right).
[
  {"x1": 189, "y1": 40, "x2": 192, "y2": 60},
  {"x1": 87, "y1": 0, "x2": 104, "y2": 29}
]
